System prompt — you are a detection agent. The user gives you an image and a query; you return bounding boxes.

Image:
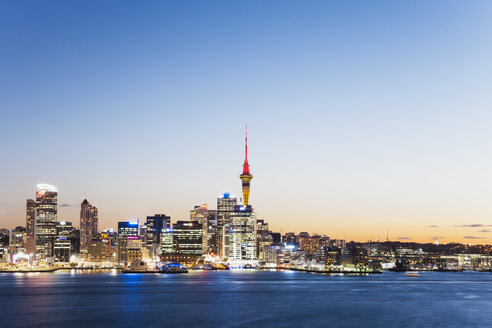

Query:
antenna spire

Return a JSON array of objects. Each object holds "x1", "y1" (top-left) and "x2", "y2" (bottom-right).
[{"x1": 245, "y1": 124, "x2": 248, "y2": 160}]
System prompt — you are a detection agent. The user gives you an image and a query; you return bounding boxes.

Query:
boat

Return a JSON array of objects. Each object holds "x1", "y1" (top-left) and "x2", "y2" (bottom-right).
[
  {"x1": 156, "y1": 261, "x2": 188, "y2": 273},
  {"x1": 404, "y1": 271, "x2": 421, "y2": 277}
]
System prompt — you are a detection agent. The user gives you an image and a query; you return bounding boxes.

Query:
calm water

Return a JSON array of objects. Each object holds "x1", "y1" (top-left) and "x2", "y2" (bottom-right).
[{"x1": 1, "y1": 270, "x2": 492, "y2": 327}]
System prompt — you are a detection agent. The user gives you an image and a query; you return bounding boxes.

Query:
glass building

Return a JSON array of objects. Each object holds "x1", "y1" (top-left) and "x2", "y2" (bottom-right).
[
  {"x1": 172, "y1": 221, "x2": 202, "y2": 255},
  {"x1": 216, "y1": 193, "x2": 237, "y2": 259},
  {"x1": 35, "y1": 184, "x2": 58, "y2": 258}
]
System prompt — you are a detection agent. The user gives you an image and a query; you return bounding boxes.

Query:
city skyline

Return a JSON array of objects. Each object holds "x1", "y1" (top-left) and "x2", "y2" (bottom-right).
[{"x1": 2, "y1": 1, "x2": 492, "y2": 243}]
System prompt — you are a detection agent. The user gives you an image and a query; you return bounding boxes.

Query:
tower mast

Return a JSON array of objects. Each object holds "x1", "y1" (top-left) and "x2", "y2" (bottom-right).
[{"x1": 240, "y1": 124, "x2": 253, "y2": 205}]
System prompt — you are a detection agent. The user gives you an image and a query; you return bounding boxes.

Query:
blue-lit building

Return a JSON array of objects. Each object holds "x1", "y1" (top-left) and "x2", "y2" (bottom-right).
[
  {"x1": 118, "y1": 221, "x2": 139, "y2": 237},
  {"x1": 146, "y1": 214, "x2": 171, "y2": 258}
]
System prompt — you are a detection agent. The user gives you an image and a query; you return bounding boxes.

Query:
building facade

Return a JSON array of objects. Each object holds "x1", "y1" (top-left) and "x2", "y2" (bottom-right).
[
  {"x1": 80, "y1": 199, "x2": 98, "y2": 251},
  {"x1": 172, "y1": 221, "x2": 202, "y2": 255},
  {"x1": 145, "y1": 214, "x2": 171, "y2": 258},
  {"x1": 35, "y1": 184, "x2": 58, "y2": 258},
  {"x1": 25, "y1": 199, "x2": 36, "y2": 254}
]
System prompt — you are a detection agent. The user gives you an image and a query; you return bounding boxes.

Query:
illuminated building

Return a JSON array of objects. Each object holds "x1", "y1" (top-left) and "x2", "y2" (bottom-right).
[
  {"x1": 263, "y1": 244, "x2": 302, "y2": 266},
  {"x1": 118, "y1": 238, "x2": 142, "y2": 265},
  {"x1": 8, "y1": 227, "x2": 25, "y2": 256},
  {"x1": 239, "y1": 125, "x2": 253, "y2": 206},
  {"x1": 25, "y1": 199, "x2": 36, "y2": 254},
  {"x1": 160, "y1": 228, "x2": 173, "y2": 254},
  {"x1": 172, "y1": 221, "x2": 202, "y2": 255},
  {"x1": 80, "y1": 199, "x2": 98, "y2": 251},
  {"x1": 216, "y1": 193, "x2": 237, "y2": 258},
  {"x1": 35, "y1": 184, "x2": 58, "y2": 258},
  {"x1": 87, "y1": 238, "x2": 112, "y2": 262},
  {"x1": 159, "y1": 253, "x2": 199, "y2": 268},
  {"x1": 190, "y1": 204, "x2": 217, "y2": 255},
  {"x1": 145, "y1": 214, "x2": 171, "y2": 258},
  {"x1": 117, "y1": 221, "x2": 141, "y2": 265},
  {"x1": 118, "y1": 221, "x2": 139, "y2": 237},
  {"x1": 54, "y1": 221, "x2": 73, "y2": 263},
  {"x1": 228, "y1": 205, "x2": 256, "y2": 263},
  {"x1": 256, "y1": 219, "x2": 273, "y2": 261}
]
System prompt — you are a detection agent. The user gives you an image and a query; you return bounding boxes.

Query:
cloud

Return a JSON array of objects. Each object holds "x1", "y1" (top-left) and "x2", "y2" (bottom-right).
[
  {"x1": 478, "y1": 230, "x2": 491, "y2": 233},
  {"x1": 463, "y1": 236, "x2": 485, "y2": 239},
  {"x1": 397, "y1": 237, "x2": 412, "y2": 240},
  {"x1": 0, "y1": 202, "x2": 7, "y2": 205},
  {"x1": 425, "y1": 225, "x2": 440, "y2": 228},
  {"x1": 453, "y1": 224, "x2": 485, "y2": 228},
  {"x1": 430, "y1": 236, "x2": 446, "y2": 239},
  {"x1": 59, "y1": 204, "x2": 73, "y2": 207}
]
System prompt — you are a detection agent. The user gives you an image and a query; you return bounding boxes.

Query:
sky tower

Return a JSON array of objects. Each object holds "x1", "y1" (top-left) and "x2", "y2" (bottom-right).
[{"x1": 240, "y1": 125, "x2": 253, "y2": 205}]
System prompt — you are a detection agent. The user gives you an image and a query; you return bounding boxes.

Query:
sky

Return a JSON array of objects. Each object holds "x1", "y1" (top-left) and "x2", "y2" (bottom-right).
[{"x1": 1, "y1": 1, "x2": 492, "y2": 243}]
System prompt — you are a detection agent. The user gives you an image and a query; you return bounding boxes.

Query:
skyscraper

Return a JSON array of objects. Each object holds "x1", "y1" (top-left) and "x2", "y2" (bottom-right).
[
  {"x1": 190, "y1": 204, "x2": 217, "y2": 255},
  {"x1": 172, "y1": 221, "x2": 203, "y2": 255},
  {"x1": 80, "y1": 199, "x2": 98, "y2": 251},
  {"x1": 54, "y1": 221, "x2": 73, "y2": 263},
  {"x1": 239, "y1": 125, "x2": 253, "y2": 206},
  {"x1": 216, "y1": 193, "x2": 237, "y2": 259},
  {"x1": 145, "y1": 214, "x2": 171, "y2": 258},
  {"x1": 35, "y1": 184, "x2": 58, "y2": 258},
  {"x1": 229, "y1": 205, "x2": 256, "y2": 263},
  {"x1": 25, "y1": 199, "x2": 36, "y2": 254}
]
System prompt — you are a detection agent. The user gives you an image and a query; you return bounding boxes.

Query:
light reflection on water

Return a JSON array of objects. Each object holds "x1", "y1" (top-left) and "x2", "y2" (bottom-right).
[{"x1": 1, "y1": 271, "x2": 492, "y2": 327}]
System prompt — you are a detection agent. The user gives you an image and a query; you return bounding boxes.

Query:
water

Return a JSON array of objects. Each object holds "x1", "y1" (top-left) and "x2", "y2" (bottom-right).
[{"x1": 1, "y1": 270, "x2": 492, "y2": 327}]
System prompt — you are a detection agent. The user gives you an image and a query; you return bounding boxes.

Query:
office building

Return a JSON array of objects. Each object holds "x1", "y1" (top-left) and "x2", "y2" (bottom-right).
[
  {"x1": 35, "y1": 184, "x2": 58, "y2": 258},
  {"x1": 216, "y1": 193, "x2": 236, "y2": 258},
  {"x1": 54, "y1": 221, "x2": 73, "y2": 263},
  {"x1": 145, "y1": 214, "x2": 171, "y2": 258},
  {"x1": 161, "y1": 228, "x2": 173, "y2": 254},
  {"x1": 172, "y1": 221, "x2": 202, "y2": 255},
  {"x1": 228, "y1": 205, "x2": 256, "y2": 264},
  {"x1": 190, "y1": 204, "x2": 217, "y2": 255},
  {"x1": 118, "y1": 221, "x2": 139, "y2": 237}
]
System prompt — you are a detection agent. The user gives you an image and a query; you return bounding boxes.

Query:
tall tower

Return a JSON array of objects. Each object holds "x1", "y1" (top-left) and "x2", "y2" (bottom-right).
[
  {"x1": 26, "y1": 199, "x2": 36, "y2": 254},
  {"x1": 35, "y1": 184, "x2": 58, "y2": 258},
  {"x1": 239, "y1": 125, "x2": 253, "y2": 205},
  {"x1": 80, "y1": 199, "x2": 98, "y2": 251}
]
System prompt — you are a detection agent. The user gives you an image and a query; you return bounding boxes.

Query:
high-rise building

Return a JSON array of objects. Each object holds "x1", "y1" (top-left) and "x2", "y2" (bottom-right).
[
  {"x1": 190, "y1": 204, "x2": 217, "y2": 255},
  {"x1": 80, "y1": 199, "x2": 98, "y2": 251},
  {"x1": 160, "y1": 228, "x2": 173, "y2": 254},
  {"x1": 172, "y1": 221, "x2": 202, "y2": 255},
  {"x1": 145, "y1": 214, "x2": 171, "y2": 258},
  {"x1": 54, "y1": 221, "x2": 73, "y2": 263},
  {"x1": 35, "y1": 184, "x2": 58, "y2": 258},
  {"x1": 118, "y1": 221, "x2": 139, "y2": 237},
  {"x1": 25, "y1": 199, "x2": 36, "y2": 254},
  {"x1": 69, "y1": 229, "x2": 81, "y2": 254},
  {"x1": 117, "y1": 221, "x2": 140, "y2": 265},
  {"x1": 256, "y1": 219, "x2": 273, "y2": 260},
  {"x1": 8, "y1": 227, "x2": 25, "y2": 256},
  {"x1": 117, "y1": 238, "x2": 142, "y2": 265},
  {"x1": 228, "y1": 205, "x2": 256, "y2": 263},
  {"x1": 216, "y1": 193, "x2": 237, "y2": 258}
]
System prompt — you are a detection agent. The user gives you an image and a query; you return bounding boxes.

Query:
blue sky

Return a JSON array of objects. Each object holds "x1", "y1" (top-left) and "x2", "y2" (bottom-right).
[{"x1": 1, "y1": 1, "x2": 492, "y2": 242}]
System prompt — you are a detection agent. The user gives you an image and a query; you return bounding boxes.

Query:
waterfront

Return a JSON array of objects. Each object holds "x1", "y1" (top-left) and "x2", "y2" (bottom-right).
[{"x1": 1, "y1": 271, "x2": 492, "y2": 327}]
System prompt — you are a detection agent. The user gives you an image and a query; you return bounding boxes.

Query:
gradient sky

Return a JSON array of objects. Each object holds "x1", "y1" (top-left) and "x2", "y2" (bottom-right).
[{"x1": 1, "y1": 1, "x2": 492, "y2": 243}]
